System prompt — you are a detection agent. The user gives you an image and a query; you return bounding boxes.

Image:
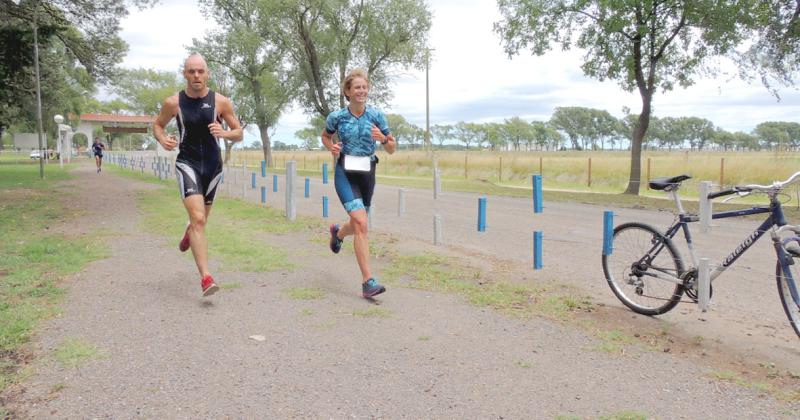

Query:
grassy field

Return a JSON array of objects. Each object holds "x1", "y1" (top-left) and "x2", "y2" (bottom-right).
[
  {"x1": 226, "y1": 149, "x2": 800, "y2": 197},
  {"x1": 0, "y1": 163, "x2": 106, "y2": 396}
]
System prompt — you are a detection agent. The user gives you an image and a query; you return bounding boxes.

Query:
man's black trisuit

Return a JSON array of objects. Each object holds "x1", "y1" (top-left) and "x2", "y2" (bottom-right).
[
  {"x1": 92, "y1": 142, "x2": 104, "y2": 157},
  {"x1": 174, "y1": 90, "x2": 223, "y2": 205}
]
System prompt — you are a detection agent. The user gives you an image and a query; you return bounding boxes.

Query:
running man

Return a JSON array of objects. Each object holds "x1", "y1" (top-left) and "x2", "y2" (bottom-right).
[
  {"x1": 91, "y1": 137, "x2": 105, "y2": 173},
  {"x1": 153, "y1": 53, "x2": 243, "y2": 296},
  {"x1": 322, "y1": 68, "x2": 396, "y2": 298}
]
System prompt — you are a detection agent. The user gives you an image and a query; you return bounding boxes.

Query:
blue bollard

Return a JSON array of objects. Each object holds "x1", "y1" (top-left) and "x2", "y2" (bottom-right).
[
  {"x1": 322, "y1": 162, "x2": 328, "y2": 184},
  {"x1": 477, "y1": 197, "x2": 487, "y2": 232},
  {"x1": 603, "y1": 211, "x2": 614, "y2": 256},
  {"x1": 261, "y1": 186, "x2": 266, "y2": 205},
  {"x1": 251, "y1": 172, "x2": 256, "y2": 189},
  {"x1": 304, "y1": 178, "x2": 310, "y2": 198},
  {"x1": 322, "y1": 196, "x2": 329, "y2": 218},
  {"x1": 533, "y1": 231, "x2": 543, "y2": 269},
  {"x1": 261, "y1": 160, "x2": 266, "y2": 178},
  {"x1": 533, "y1": 174, "x2": 543, "y2": 213},
  {"x1": 273, "y1": 174, "x2": 278, "y2": 192}
]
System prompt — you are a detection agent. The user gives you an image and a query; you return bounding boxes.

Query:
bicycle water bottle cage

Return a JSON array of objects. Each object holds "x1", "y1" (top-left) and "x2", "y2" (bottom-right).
[{"x1": 649, "y1": 174, "x2": 691, "y2": 191}]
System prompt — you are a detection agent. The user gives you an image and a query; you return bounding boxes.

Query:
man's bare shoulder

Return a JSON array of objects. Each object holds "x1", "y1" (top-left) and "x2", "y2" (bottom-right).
[{"x1": 163, "y1": 93, "x2": 180, "y2": 108}]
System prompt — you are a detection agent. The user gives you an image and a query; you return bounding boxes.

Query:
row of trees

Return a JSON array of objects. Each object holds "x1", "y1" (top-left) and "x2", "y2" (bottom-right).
[
  {"x1": 4, "y1": 1, "x2": 799, "y2": 195},
  {"x1": 291, "y1": 107, "x2": 799, "y2": 153}
]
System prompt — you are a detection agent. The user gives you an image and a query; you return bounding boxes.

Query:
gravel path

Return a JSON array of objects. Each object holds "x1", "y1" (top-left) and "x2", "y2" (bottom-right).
[{"x1": 8, "y1": 161, "x2": 799, "y2": 419}]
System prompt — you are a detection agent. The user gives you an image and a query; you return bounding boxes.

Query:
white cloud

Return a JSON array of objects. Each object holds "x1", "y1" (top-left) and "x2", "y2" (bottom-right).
[{"x1": 118, "y1": 0, "x2": 799, "y2": 145}]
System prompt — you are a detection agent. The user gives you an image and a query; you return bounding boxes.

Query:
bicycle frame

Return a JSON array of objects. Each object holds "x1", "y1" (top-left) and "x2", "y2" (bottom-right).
[{"x1": 640, "y1": 188, "x2": 799, "y2": 304}]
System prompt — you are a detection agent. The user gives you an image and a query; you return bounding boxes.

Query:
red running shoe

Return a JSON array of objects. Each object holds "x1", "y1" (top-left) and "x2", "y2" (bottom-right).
[
  {"x1": 178, "y1": 224, "x2": 191, "y2": 252},
  {"x1": 201, "y1": 275, "x2": 219, "y2": 297}
]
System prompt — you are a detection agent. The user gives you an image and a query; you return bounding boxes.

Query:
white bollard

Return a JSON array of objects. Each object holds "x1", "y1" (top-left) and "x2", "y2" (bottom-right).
[
  {"x1": 699, "y1": 181, "x2": 713, "y2": 233},
  {"x1": 434, "y1": 214, "x2": 442, "y2": 245},
  {"x1": 285, "y1": 161, "x2": 296, "y2": 221},
  {"x1": 433, "y1": 169, "x2": 441, "y2": 199},
  {"x1": 368, "y1": 205, "x2": 374, "y2": 229},
  {"x1": 698, "y1": 257, "x2": 711, "y2": 312},
  {"x1": 397, "y1": 189, "x2": 406, "y2": 216}
]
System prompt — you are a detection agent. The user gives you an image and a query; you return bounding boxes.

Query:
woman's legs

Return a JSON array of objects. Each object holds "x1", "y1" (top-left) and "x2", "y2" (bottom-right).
[{"x1": 337, "y1": 209, "x2": 371, "y2": 282}]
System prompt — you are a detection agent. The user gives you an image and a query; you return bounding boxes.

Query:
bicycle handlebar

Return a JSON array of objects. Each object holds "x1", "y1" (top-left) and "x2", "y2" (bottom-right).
[
  {"x1": 707, "y1": 171, "x2": 800, "y2": 200},
  {"x1": 739, "y1": 171, "x2": 800, "y2": 191}
]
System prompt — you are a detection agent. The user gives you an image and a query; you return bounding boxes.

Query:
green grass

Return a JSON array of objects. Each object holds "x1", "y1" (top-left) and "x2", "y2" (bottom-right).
[
  {"x1": 599, "y1": 411, "x2": 649, "y2": 420},
  {"x1": 383, "y1": 254, "x2": 593, "y2": 319},
  {"x1": 282, "y1": 287, "x2": 327, "y2": 300},
  {"x1": 0, "y1": 163, "x2": 107, "y2": 393},
  {"x1": 352, "y1": 307, "x2": 392, "y2": 318},
  {"x1": 594, "y1": 329, "x2": 636, "y2": 354},
  {"x1": 219, "y1": 282, "x2": 243, "y2": 290},
  {"x1": 53, "y1": 337, "x2": 105, "y2": 368},
  {"x1": 135, "y1": 187, "x2": 298, "y2": 273}
]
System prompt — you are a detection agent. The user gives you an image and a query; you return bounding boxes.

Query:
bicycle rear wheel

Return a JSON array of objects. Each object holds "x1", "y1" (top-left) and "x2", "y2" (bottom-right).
[
  {"x1": 776, "y1": 259, "x2": 800, "y2": 338},
  {"x1": 602, "y1": 222, "x2": 685, "y2": 315}
]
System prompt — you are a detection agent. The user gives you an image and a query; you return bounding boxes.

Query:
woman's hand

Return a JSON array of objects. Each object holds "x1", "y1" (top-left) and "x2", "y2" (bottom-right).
[
  {"x1": 329, "y1": 142, "x2": 341, "y2": 159},
  {"x1": 371, "y1": 125, "x2": 387, "y2": 143}
]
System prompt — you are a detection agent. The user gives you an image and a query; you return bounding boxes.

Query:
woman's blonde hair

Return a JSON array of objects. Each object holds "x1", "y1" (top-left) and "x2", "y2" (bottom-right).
[{"x1": 343, "y1": 68, "x2": 369, "y2": 101}]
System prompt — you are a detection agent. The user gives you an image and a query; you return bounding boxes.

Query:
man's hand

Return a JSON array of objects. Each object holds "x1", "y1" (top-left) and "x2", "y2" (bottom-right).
[
  {"x1": 160, "y1": 135, "x2": 178, "y2": 151},
  {"x1": 208, "y1": 122, "x2": 226, "y2": 139}
]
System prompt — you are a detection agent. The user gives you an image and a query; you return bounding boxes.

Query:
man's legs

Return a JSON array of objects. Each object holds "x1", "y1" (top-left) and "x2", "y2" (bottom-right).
[
  {"x1": 336, "y1": 208, "x2": 371, "y2": 282},
  {"x1": 182, "y1": 195, "x2": 212, "y2": 277}
]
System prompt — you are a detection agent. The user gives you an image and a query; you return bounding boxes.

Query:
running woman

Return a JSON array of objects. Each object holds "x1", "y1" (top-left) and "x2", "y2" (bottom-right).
[
  {"x1": 153, "y1": 53, "x2": 243, "y2": 296},
  {"x1": 92, "y1": 137, "x2": 105, "y2": 173},
  {"x1": 322, "y1": 68, "x2": 396, "y2": 298}
]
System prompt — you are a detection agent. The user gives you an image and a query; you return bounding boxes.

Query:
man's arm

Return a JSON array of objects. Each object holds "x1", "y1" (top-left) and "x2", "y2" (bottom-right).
[
  {"x1": 211, "y1": 96, "x2": 243, "y2": 141},
  {"x1": 153, "y1": 96, "x2": 178, "y2": 150}
]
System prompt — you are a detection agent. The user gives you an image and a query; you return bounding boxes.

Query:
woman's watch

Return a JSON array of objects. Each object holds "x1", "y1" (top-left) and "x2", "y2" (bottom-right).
[{"x1": 380, "y1": 138, "x2": 388, "y2": 145}]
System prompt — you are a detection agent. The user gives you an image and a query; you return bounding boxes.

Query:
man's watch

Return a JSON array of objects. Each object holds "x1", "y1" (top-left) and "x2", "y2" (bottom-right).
[{"x1": 380, "y1": 139, "x2": 388, "y2": 145}]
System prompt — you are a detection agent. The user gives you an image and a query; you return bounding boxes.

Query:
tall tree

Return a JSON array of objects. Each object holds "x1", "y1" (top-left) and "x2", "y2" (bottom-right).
[
  {"x1": 273, "y1": 0, "x2": 432, "y2": 119},
  {"x1": 113, "y1": 68, "x2": 182, "y2": 115},
  {"x1": 430, "y1": 124, "x2": 453, "y2": 149},
  {"x1": 193, "y1": 0, "x2": 297, "y2": 167},
  {"x1": 496, "y1": 1, "x2": 757, "y2": 194},
  {"x1": 0, "y1": 0, "x2": 151, "y2": 135},
  {"x1": 737, "y1": 1, "x2": 800, "y2": 97}
]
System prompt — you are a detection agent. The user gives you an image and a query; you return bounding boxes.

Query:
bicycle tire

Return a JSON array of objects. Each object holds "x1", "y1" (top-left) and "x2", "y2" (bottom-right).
[
  {"x1": 776, "y1": 259, "x2": 800, "y2": 338},
  {"x1": 602, "y1": 222, "x2": 685, "y2": 315}
]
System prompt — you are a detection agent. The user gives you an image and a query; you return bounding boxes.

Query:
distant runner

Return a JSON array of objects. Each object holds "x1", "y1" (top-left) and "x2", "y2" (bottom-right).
[
  {"x1": 153, "y1": 53, "x2": 243, "y2": 296},
  {"x1": 322, "y1": 68, "x2": 396, "y2": 298},
  {"x1": 92, "y1": 137, "x2": 105, "y2": 173}
]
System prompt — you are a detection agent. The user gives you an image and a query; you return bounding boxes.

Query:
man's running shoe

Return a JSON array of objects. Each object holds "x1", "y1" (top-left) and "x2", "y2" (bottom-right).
[
  {"x1": 201, "y1": 275, "x2": 219, "y2": 297},
  {"x1": 178, "y1": 224, "x2": 191, "y2": 252},
  {"x1": 362, "y1": 278, "x2": 386, "y2": 298},
  {"x1": 329, "y1": 224, "x2": 343, "y2": 254}
]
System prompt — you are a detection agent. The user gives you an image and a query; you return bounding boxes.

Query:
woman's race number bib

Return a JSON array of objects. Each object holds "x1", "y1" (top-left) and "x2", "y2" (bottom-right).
[{"x1": 343, "y1": 155, "x2": 371, "y2": 172}]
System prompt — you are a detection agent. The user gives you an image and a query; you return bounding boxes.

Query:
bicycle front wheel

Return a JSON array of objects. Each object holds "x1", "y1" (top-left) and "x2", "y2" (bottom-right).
[
  {"x1": 777, "y1": 259, "x2": 800, "y2": 338},
  {"x1": 602, "y1": 222, "x2": 685, "y2": 315}
]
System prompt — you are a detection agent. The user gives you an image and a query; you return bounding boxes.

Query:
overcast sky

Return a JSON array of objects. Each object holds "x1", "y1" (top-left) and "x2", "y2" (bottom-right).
[{"x1": 118, "y1": 0, "x2": 799, "y2": 146}]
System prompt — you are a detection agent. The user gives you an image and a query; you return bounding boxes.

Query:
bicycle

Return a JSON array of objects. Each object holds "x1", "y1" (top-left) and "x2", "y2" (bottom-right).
[{"x1": 601, "y1": 172, "x2": 800, "y2": 338}]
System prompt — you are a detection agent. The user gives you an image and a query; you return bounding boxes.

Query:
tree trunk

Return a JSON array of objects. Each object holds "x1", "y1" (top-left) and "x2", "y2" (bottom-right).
[
  {"x1": 260, "y1": 125, "x2": 273, "y2": 167},
  {"x1": 624, "y1": 94, "x2": 652, "y2": 195}
]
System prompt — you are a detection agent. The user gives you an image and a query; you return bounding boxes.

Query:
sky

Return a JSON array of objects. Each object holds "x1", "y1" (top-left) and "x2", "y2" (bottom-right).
[{"x1": 117, "y1": 0, "x2": 800, "y2": 146}]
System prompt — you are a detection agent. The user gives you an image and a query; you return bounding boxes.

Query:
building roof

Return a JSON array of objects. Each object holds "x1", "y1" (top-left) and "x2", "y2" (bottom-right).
[{"x1": 79, "y1": 114, "x2": 156, "y2": 124}]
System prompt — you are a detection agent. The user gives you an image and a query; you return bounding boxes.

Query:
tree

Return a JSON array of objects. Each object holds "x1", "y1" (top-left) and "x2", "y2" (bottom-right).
[
  {"x1": 273, "y1": 0, "x2": 432, "y2": 120},
  {"x1": 387, "y1": 113, "x2": 414, "y2": 149},
  {"x1": 502, "y1": 116, "x2": 532, "y2": 150},
  {"x1": 754, "y1": 121, "x2": 800, "y2": 150},
  {"x1": 496, "y1": 1, "x2": 757, "y2": 194},
  {"x1": 113, "y1": 68, "x2": 182, "y2": 115},
  {"x1": 295, "y1": 127, "x2": 320, "y2": 150},
  {"x1": 454, "y1": 121, "x2": 475, "y2": 150},
  {"x1": 1, "y1": 0, "x2": 152, "y2": 132},
  {"x1": 192, "y1": 0, "x2": 297, "y2": 167},
  {"x1": 680, "y1": 117, "x2": 715, "y2": 150},
  {"x1": 431, "y1": 124, "x2": 453, "y2": 149},
  {"x1": 550, "y1": 107, "x2": 590, "y2": 150},
  {"x1": 737, "y1": 1, "x2": 800, "y2": 97}
]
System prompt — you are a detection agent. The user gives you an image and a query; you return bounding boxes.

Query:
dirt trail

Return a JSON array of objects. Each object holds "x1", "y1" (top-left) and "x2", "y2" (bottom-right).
[{"x1": 7, "y1": 162, "x2": 799, "y2": 418}]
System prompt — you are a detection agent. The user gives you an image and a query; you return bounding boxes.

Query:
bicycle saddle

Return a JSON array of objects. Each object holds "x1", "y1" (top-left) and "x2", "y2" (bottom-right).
[{"x1": 649, "y1": 174, "x2": 692, "y2": 191}]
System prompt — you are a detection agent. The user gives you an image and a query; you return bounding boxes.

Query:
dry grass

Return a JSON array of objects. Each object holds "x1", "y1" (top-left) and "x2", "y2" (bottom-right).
[{"x1": 228, "y1": 149, "x2": 800, "y2": 196}]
